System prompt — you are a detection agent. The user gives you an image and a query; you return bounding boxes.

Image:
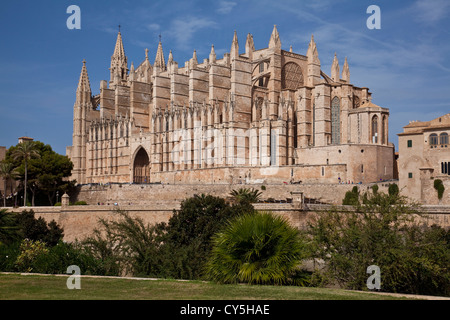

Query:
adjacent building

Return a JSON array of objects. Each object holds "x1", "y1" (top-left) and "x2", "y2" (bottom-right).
[{"x1": 398, "y1": 113, "x2": 450, "y2": 204}]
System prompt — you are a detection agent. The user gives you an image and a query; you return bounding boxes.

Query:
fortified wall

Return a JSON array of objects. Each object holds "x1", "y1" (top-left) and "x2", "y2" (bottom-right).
[
  {"x1": 74, "y1": 181, "x2": 391, "y2": 206},
  {"x1": 5, "y1": 182, "x2": 450, "y2": 242}
]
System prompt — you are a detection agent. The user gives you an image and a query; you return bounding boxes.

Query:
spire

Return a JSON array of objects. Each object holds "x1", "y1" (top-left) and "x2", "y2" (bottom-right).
[
  {"x1": 113, "y1": 30, "x2": 126, "y2": 60},
  {"x1": 209, "y1": 45, "x2": 216, "y2": 63},
  {"x1": 76, "y1": 60, "x2": 91, "y2": 105},
  {"x1": 245, "y1": 33, "x2": 254, "y2": 59},
  {"x1": 342, "y1": 57, "x2": 350, "y2": 83},
  {"x1": 110, "y1": 30, "x2": 128, "y2": 85},
  {"x1": 77, "y1": 60, "x2": 91, "y2": 94},
  {"x1": 230, "y1": 30, "x2": 239, "y2": 59},
  {"x1": 268, "y1": 25, "x2": 281, "y2": 49},
  {"x1": 331, "y1": 53, "x2": 340, "y2": 82},
  {"x1": 154, "y1": 40, "x2": 166, "y2": 71}
]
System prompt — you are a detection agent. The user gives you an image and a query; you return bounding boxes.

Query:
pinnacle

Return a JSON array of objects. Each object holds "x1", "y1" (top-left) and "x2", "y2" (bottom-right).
[
  {"x1": 268, "y1": 24, "x2": 281, "y2": 48},
  {"x1": 154, "y1": 41, "x2": 166, "y2": 70},
  {"x1": 77, "y1": 59, "x2": 91, "y2": 93}
]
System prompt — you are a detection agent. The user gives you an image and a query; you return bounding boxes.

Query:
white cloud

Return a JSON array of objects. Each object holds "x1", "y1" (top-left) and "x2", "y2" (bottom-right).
[
  {"x1": 412, "y1": 0, "x2": 450, "y2": 24},
  {"x1": 147, "y1": 23, "x2": 160, "y2": 32},
  {"x1": 216, "y1": 1, "x2": 237, "y2": 14},
  {"x1": 167, "y1": 16, "x2": 217, "y2": 50}
]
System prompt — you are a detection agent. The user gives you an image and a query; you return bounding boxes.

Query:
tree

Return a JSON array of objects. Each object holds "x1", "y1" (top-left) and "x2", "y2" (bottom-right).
[
  {"x1": 206, "y1": 211, "x2": 306, "y2": 285},
  {"x1": 158, "y1": 194, "x2": 249, "y2": 280},
  {"x1": 307, "y1": 191, "x2": 450, "y2": 296},
  {"x1": 10, "y1": 141, "x2": 40, "y2": 207},
  {"x1": 0, "y1": 162, "x2": 17, "y2": 207},
  {"x1": 230, "y1": 188, "x2": 262, "y2": 204},
  {"x1": 16, "y1": 210, "x2": 64, "y2": 247},
  {"x1": 7, "y1": 141, "x2": 74, "y2": 206}
]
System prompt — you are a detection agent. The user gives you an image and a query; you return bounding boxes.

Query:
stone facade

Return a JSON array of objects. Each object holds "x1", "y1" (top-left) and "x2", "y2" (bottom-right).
[
  {"x1": 66, "y1": 27, "x2": 394, "y2": 185},
  {"x1": 398, "y1": 113, "x2": 450, "y2": 204}
]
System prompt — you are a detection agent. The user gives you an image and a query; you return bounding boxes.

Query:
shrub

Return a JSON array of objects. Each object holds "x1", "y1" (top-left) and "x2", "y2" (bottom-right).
[
  {"x1": 0, "y1": 242, "x2": 21, "y2": 271},
  {"x1": 73, "y1": 201, "x2": 88, "y2": 206},
  {"x1": 308, "y1": 191, "x2": 450, "y2": 296},
  {"x1": 388, "y1": 183, "x2": 399, "y2": 197},
  {"x1": 434, "y1": 179, "x2": 445, "y2": 200},
  {"x1": 15, "y1": 239, "x2": 49, "y2": 273},
  {"x1": 206, "y1": 211, "x2": 306, "y2": 285},
  {"x1": 33, "y1": 241, "x2": 103, "y2": 275},
  {"x1": 342, "y1": 187, "x2": 359, "y2": 206},
  {"x1": 371, "y1": 184, "x2": 379, "y2": 194},
  {"x1": 230, "y1": 188, "x2": 262, "y2": 204}
]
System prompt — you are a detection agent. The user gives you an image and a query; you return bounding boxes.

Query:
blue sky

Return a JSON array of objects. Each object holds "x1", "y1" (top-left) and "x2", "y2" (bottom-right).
[{"x1": 0, "y1": 0, "x2": 449, "y2": 154}]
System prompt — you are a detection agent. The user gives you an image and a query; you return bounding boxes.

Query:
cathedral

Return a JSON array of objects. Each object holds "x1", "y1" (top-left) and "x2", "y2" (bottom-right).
[{"x1": 66, "y1": 26, "x2": 394, "y2": 185}]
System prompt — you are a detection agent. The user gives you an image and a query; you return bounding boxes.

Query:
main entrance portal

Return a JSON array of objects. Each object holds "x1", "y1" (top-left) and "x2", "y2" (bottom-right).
[{"x1": 133, "y1": 148, "x2": 150, "y2": 183}]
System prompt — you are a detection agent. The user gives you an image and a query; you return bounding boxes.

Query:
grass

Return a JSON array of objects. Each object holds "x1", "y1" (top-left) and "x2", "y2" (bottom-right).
[{"x1": 0, "y1": 273, "x2": 417, "y2": 300}]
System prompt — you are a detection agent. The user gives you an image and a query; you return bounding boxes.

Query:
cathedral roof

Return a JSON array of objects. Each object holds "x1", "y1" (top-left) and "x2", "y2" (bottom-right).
[{"x1": 359, "y1": 100, "x2": 383, "y2": 110}]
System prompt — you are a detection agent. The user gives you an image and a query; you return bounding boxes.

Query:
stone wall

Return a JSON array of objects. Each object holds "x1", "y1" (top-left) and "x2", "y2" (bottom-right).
[
  {"x1": 74, "y1": 181, "x2": 396, "y2": 206},
  {"x1": 5, "y1": 201, "x2": 448, "y2": 243}
]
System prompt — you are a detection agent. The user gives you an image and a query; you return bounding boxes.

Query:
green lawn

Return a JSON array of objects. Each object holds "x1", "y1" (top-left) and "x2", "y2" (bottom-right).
[{"x1": 0, "y1": 273, "x2": 416, "y2": 300}]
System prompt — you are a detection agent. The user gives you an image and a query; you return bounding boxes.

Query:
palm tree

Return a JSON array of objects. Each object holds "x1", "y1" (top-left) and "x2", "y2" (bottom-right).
[
  {"x1": 0, "y1": 162, "x2": 17, "y2": 207},
  {"x1": 229, "y1": 188, "x2": 262, "y2": 204},
  {"x1": 11, "y1": 141, "x2": 40, "y2": 207},
  {"x1": 206, "y1": 211, "x2": 306, "y2": 285}
]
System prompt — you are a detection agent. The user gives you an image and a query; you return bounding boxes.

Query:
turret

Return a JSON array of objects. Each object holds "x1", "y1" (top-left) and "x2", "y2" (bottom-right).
[{"x1": 72, "y1": 60, "x2": 92, "y2": 185}]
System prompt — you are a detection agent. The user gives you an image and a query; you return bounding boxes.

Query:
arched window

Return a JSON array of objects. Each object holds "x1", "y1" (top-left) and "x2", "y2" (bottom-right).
[
  {"x1": 372, "y1": 115, "x2": 378, "y2": 143},
  {"x1": 429, "y1": 133, "x2": 438, "y2": 146},
  {"x1": 331, "y1": 96, "x2": 340, "y2": 145},
  {"x1": 440, "y1": 132, "x2": 448, "y2": 145}
]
